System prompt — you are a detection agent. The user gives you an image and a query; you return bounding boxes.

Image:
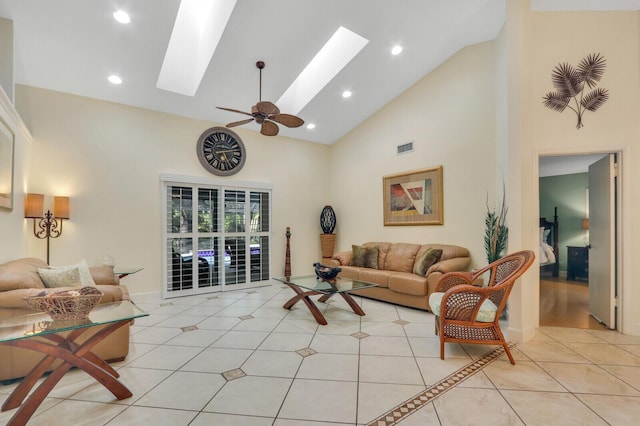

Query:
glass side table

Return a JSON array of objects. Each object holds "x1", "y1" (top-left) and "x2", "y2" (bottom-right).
[
  {"x1": 113, "y1": 267, "x2": 144, "y2": 279},
  {"x1": 0, "y1": 301, "x2": 148, "y2": 425}
]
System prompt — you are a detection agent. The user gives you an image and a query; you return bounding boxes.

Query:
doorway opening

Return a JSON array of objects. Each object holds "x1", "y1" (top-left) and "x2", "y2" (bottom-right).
[{"x1": 538, "y1": 153, "x2": 619, "y2": 330}]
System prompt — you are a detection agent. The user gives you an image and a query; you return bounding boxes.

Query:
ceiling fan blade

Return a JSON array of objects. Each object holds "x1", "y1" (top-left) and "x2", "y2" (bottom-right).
[
  {"x1": 256, "y1": 101, "x2": 280, "y2": 115},
  {"x1": 261, "y1": 120, "x2": 279, "y2": 136},
  {"x1": 216, "y1": 106, "x2": 253, "y2": 117},
  {"x1": 226, "y1": 118, "x2": 254, "y2": 128},
  {"x1": 271, "y1": 114, "x2": 304, "y2": 128}
]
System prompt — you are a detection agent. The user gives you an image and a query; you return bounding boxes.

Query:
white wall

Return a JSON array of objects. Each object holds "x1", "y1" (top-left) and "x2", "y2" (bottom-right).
[
  {"x1": 329, "y1": 41, "x2": 498, "y2": 269},
  {"x1": 15, "y1": 86, "x2": 330, "y2": 294}
]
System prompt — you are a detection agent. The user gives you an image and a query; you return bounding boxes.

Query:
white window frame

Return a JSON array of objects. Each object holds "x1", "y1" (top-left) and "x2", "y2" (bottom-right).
[{"x1": 160, "y1": 174, "x2": 272, "y2": 299}]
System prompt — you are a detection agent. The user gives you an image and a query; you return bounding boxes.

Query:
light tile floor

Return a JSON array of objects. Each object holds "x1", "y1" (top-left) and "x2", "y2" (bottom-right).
[{"x1": 1, "y1": 283, "x2": 640, "y2": 425}]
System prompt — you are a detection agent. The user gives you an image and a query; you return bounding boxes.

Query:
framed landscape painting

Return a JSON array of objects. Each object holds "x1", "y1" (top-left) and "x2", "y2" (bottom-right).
[
  {"x1": 0, "y1": 119, "x2": 14, "y2": 212},
  {"x1": 383, "y1": 166, "x2": 443, "y2": 226}
]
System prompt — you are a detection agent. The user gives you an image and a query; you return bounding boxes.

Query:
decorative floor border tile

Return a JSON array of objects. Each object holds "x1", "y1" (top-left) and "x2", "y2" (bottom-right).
[{"x1": 366, "y1": 344, "x2": 516, "y2": 426}]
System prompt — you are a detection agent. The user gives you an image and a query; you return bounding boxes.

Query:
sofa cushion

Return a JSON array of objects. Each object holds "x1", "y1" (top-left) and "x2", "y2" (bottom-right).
[
  {"x1": 51, "y1": 260, "x2": 96, "y2": 286},
  {"x1": 337, "y1": 265, "x2": 361, "y2": 280},
  {"x1": 358, "y1": 269, "x2": 392, "y2": 288},
  {"x1": 38, "y1": 267, "x2": 82, "y2": 288},
  {"x1": 413, "y1": 248, "x2": 443, "y2": 277},
  {"x1": 0, "y1": 258, "x2": 47, "y2": 291},
  {"x1": 388, "y1": 272, "x2": 428, "y2": 296},
  {"x1": 428, "y1": 292, "x2": 497, "y2": 322},
  {"x1": 350, "y1": 245, "x2": 379, "y2": 269},
  {"x1": 384, "y1": 243, "x2": 421, "y2": 273}
]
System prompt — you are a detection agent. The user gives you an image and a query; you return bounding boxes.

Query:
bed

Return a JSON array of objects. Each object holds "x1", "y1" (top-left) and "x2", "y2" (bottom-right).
[{"x1": 540, "y1": 207, "x2": 559, "y2": 277}]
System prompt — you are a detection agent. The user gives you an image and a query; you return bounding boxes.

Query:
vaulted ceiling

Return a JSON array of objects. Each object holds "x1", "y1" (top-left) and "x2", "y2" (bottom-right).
[{"x1": 1, "y1": 0, "x2": 637, "y2": 144}]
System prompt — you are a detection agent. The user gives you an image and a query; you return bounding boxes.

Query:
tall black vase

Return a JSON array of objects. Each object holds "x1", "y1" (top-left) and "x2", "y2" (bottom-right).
[{"x1": 320, "y1": 205, "x2": 337, "y2": 234}]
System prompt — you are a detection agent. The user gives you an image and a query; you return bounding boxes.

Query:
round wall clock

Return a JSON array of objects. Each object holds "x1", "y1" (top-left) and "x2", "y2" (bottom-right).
[{"x1": 196, "y1": 127, "x2": 246, "y2": 176}]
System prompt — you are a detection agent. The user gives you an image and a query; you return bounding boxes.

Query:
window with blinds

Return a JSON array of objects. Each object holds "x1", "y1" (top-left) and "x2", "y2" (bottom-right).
[{"x1": 162, "y1": 179, "x2": 271, "y2": 297}]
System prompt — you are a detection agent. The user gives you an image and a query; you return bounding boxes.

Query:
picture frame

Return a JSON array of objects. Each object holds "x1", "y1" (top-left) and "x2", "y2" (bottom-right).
[
  {"x1": 383, "y1": 166, "x2": 443, "y2": 226},
  {"x1": 0, "y1": 118, "x2": 14, "y2": 212}
]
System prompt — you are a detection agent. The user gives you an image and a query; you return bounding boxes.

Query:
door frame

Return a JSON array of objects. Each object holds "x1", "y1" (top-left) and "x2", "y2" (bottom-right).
[{"x1": 536, "y1": 149, "x2": 626, "y2": 332}]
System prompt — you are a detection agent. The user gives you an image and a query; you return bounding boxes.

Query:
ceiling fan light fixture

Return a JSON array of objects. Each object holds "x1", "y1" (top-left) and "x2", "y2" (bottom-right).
[
  {"x1": 306, "y1": 123, "x2": 316, "y2": 130},
  {"x1": 342, "y1": 90, "x2": 352, "y2": 99},
  {"x1": 108, "y1": 74, "x2": 122, "y2": 85},
  {"x1": 391, "y1": 45, "x2": 403, "y2": 55}
]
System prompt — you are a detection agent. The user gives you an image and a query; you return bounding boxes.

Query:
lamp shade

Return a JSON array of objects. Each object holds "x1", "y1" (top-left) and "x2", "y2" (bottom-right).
[
  {"x1": 24, "y1": 193, "x2": 44, "y2": 218},
  {"x1": 581, "y1": 218, "x2": 589, "y2": 230},
  {"x1": 54, "y1": 196, "x2": 70, "y2": 219}
]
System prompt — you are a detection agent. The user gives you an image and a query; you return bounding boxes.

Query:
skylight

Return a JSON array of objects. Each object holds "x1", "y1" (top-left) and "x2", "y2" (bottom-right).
[
  {"x1": 156, "y1": 0, "x2": 237, "y2": 96},
  {"x1": 276, "y1": 26, "x2": 369, "y2": 115}
]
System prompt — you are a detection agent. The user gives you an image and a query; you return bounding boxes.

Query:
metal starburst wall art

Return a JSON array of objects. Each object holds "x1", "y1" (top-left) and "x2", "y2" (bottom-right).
[{"x1": 542, "y1": 53, "x2": 609, "y2": 129}]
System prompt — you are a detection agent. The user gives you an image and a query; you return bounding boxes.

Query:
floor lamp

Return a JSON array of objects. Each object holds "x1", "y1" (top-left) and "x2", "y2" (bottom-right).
[{"x1": 25, "y1": 194, "x2": 70, "y2": 265}]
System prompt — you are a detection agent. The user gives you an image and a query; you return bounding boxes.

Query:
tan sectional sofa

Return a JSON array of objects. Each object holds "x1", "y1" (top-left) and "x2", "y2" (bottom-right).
[
  {"x1": 0, "y1": 258, "x2": 131, "y2": 382},
  {"x1": 325, "y1": 242, "x2": 471, "y2": 311}
]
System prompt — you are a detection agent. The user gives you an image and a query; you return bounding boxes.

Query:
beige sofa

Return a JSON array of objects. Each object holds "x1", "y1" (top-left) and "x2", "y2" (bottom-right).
[
  {"x1": 325, "y1": 242, "x2": 471, "y2": 311},
  {"x1": 0, "y1": 258, "x2": 131, "y2": 383}
]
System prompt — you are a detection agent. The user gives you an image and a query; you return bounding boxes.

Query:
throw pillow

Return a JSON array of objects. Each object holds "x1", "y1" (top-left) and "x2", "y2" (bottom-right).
[
  {"x1": 51, "y1": 260, "x2": 96, "y2": 286},
  {"x1": 413, "y1": 248, "x2": 443, "y2": 277},
  {"x1": 38, "y1": 267, "x2": 82, "y2": 288},
  {"x1": 350, "y1": 245, "x2": 379, "y2": 269}
]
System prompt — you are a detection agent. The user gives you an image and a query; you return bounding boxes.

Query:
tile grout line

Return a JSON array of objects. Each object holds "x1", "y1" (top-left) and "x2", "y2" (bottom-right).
[{"x1": 366, "y1": 343, "x2": 516, "y2": 426}]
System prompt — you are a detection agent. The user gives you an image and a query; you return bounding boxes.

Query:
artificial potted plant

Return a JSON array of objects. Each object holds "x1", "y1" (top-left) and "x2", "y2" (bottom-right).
[{"x1": 484, "y1": 188, "x2": 508, "y2": 264}]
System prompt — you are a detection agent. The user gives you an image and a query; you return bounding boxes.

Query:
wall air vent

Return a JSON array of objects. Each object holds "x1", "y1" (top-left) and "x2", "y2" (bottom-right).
[{"x1": 397, "y1": 141, "x2": 414, "y2": 155}]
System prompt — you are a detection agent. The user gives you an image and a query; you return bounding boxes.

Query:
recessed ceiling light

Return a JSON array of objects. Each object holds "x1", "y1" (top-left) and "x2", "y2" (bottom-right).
[
  {"x1": 391, "y1": 45, "x2": 403, "y2": 55},
  {"x1": 108, "y1": 75, "x2": 122, "y2": 85},
  {"x1": 342, "y1": 90, "x2": 352, "y2": 98},
  {"x1": 157, "y1": 0, "x2": 237, "y2": 96},
  {"x1": 113, "y1": 10, "x2": 130, "y2": 24},
  {"x1": 277, "y1": 26, "x2": 369, "y2": 114},
  {"x1": 306, "y1": 123, "x2": 316, "y2": 130}
]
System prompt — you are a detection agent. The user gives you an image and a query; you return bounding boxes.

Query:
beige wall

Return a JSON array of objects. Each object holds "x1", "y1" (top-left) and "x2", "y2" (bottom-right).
[
  {"x1": 14, "y1": 86, "x2": 330, "y2": 294},
  {"x1": 508, "y1": 2, "x2": 640, "y2": 337},
  {"x1": 329, "y1": 41, "x2": 498, "y2": 270}
]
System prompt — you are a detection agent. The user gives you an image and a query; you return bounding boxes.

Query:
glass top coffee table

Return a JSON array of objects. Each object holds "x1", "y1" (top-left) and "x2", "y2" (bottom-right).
[
  {"x1": 274, "y1": 275, "x2": 378, "y2": 325},
  {"x1": 0, "y1": 301, "x2": 147, "y2": 426}
]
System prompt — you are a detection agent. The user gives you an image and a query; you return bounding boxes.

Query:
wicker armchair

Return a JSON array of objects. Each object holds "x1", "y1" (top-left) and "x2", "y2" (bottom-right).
[{"x1": 429, "y1": 250, "x2": 535, "y2": 364}]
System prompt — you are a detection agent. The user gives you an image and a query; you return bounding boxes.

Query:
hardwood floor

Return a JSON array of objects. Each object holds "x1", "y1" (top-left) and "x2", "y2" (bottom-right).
[{"x1": 539, "y1": 276, "x2": 608, "y2": 329}]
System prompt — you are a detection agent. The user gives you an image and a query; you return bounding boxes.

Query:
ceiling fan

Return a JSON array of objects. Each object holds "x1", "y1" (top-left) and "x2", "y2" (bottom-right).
[{"x1": 216, "y1": 61, "x2": 304, "y2": 136}]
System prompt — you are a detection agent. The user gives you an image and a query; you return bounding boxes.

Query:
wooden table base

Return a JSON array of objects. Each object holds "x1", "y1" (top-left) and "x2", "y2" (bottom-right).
[
  {"x1": 1, "y1": 320, "x2": 132, "y2": 426},
  {"x1": 282, "y1": 283, "x2": 366, "y2": 325}
]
